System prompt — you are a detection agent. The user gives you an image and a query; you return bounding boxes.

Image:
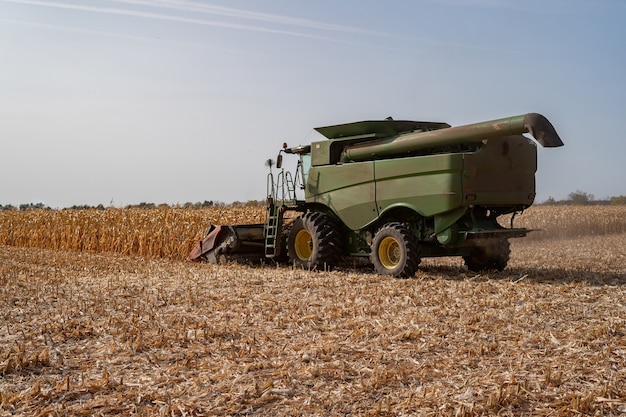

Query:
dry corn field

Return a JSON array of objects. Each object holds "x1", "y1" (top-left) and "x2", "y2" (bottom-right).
[{"x1": 1, "y1": 206, "x2": 625, "y2": 416}]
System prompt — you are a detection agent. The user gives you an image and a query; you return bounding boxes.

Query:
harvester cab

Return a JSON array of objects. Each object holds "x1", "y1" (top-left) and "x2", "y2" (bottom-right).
[
  {"x1": 275, "y1": 143, "x2": 311, "y2": 193},
  {"x1": 190, "y1": 113, "x2": 563, "y2": 278}
]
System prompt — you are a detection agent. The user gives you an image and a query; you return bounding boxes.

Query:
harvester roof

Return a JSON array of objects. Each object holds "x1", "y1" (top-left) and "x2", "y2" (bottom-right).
[{"x1": 314, "y1": 119, "x2": 451, "y2": 140}]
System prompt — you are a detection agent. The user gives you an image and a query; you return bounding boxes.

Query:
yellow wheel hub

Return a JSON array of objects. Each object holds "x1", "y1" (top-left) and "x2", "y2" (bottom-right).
[
  {"x1": 294, "y1": 229, "x2": 313, "y2": 260},
  {"x1": 378, "y1": 236, "x2": 402, "y2": 269}
]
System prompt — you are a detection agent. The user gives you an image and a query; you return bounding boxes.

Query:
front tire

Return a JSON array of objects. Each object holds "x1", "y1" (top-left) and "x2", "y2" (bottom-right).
[
  {"x1": 287, "y1": 212, "x2": 342, "y2": 270},
  {"x1": 463, "y1": 239, "x2": 510, "y2": 272},
  {"x1": 370, "y1": 223, "x2": 420, "y2": 278}
]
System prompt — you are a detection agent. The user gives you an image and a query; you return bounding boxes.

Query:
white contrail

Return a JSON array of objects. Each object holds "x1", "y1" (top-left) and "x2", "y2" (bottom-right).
[
  {"x1": 0, "y1": 0, "x2": 382, "y2": 41},
  {"x1": 101, "y1": 0, "x2": 513, "y2": 51},
  {"x1": 0, "y1": 0, "x2": 355, "y2": 41},
  {"x1": 0, "y1": 0, "x2": 498, "y2": 51},
  {"x1": 105, "y1": 0, "x2": 387, "y2": 36}
]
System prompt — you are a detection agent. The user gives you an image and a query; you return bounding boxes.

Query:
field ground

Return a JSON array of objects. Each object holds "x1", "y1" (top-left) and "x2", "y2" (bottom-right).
[{"x1": 1, "y1": 207, "x2": 626, "y2": 416}]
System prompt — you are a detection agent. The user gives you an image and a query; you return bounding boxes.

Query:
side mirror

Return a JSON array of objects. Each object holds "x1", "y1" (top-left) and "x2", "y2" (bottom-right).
[{"x1": 276, "y1": 154, "x2": 283, "y2": 169}]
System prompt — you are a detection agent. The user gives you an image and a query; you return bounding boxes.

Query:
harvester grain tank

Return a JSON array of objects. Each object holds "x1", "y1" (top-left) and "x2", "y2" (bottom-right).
[{"x1": 189, "y1": 113, "x2": 563, "y2": 277}]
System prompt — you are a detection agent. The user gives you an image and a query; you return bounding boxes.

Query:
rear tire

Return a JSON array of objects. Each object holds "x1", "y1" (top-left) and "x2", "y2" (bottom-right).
[
  {"x1": 370, "y1": 223, "x2": 420, "y2": 278},
  {"x1": 463, "y1": 239, "x2": 510, "y2": 272},
  {"x1": 287, "y1": 212, "x2": 342, "y2": 270}
]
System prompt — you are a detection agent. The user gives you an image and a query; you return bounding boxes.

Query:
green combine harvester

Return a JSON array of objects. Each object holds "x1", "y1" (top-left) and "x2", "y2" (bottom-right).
[{"x1": 189, "y1": 113, "x2": 563, "y2": 277}]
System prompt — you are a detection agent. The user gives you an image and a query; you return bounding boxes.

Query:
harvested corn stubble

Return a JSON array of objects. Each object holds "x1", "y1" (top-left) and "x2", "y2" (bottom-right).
[{"x1": 1, "y1": 205, "x2": 625, "y2": 416}]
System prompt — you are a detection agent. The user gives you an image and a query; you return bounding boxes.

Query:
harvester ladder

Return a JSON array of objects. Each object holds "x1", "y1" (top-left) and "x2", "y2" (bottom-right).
[{"x1": 264, "y1": 202, "x2": 283, "y2": 258}]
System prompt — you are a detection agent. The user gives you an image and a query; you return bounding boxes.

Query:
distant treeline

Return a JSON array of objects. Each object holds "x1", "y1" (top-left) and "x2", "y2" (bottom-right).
[
  {"x1": 0, "y1": 199, "x2": 268, "y2": 211},
  {"x1": 2, "y1": 192, "x2": 626, "y2": 211},
  {"x1": 540, "y1": 191, "x2": 626, "y2": 206}
]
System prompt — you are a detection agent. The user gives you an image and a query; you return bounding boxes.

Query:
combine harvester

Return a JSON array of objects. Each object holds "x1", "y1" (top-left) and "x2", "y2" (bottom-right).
[{"x1": 189, "y1": 113, "x2": 563, "y2": 277}]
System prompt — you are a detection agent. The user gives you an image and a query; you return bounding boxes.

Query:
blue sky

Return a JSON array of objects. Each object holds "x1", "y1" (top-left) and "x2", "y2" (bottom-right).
[{"x1": 1, "y1": 0, "x2": 625, "y2": 207}]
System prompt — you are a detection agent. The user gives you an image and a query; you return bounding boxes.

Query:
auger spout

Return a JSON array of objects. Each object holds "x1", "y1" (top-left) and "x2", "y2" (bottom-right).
[{"x1": 341, "y1": 113, "x2": 563, "y2": 162}]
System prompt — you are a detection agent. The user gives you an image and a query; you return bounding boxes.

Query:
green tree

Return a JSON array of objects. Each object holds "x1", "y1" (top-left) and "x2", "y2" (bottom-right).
[
  {"x1": 568, "y1": 190, "x2": 594, "y2": 205},
  {"x1": 610, "y1": 195, "x2": 626, "y2": 205}
]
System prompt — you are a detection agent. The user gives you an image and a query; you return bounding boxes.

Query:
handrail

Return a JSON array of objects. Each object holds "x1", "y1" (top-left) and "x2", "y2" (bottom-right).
[
  {"x1": 266, "y1": 171, "x2": 276, "y2": 200},
  {"x1": 268, "y1": 166, "x2": 300, "y2": 206},
  {"x1": 284, "y1": 171, "x2": 296, "y2": 201}
]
